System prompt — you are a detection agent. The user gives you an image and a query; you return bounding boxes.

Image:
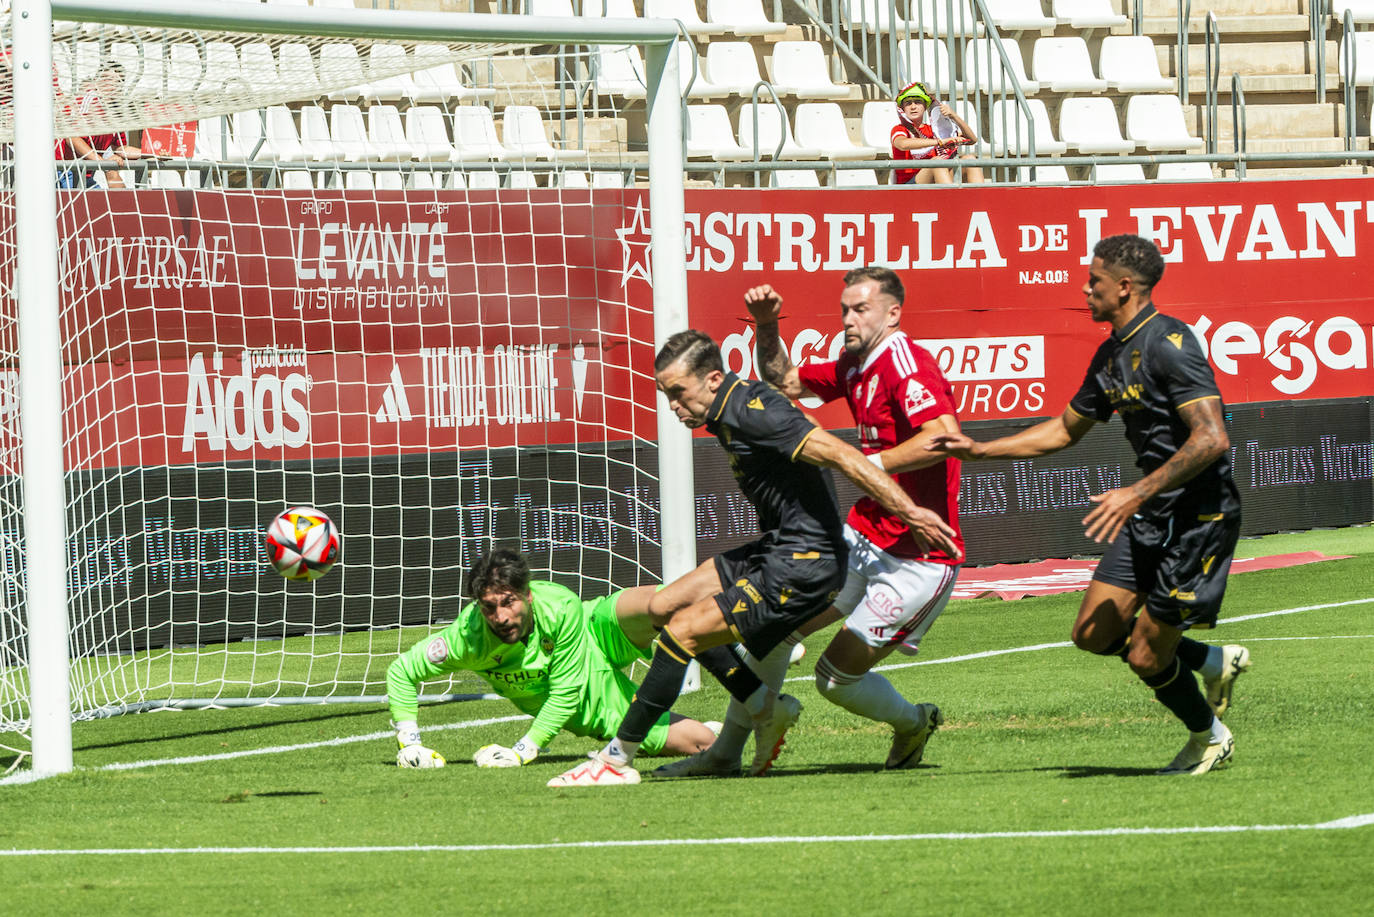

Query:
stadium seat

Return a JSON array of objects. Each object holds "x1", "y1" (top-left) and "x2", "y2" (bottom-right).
[
  {"x1": 988, "y1": 98, "x2": 1066, "y2": 154},
  {"x1": 769, "y1": 169, "x2": 822, "y2": 188},
  {"x1": 467, "y1": 171, "x2": 502, "y2": 189},
  {"x1": 1124, "y1": 94, "x2": 1204, "y2": 150},
  {"x1": 685, "y1": 104, "x2": 754, "y2": 160},
  {"x1": 277, "y1": 43, "x2": 322, "y2": 98},
  {"x1": 707, "y1": 0, "x2": 787, "y2": 36},
  {"x1": 768, "y1": 41, "x2": 849, "y2": 98},
  {"x1": 833, "y1": 168, "x2": 882, "y2": 186},
  {"x1": 501, "y1": 105, "x2": 584, "y2": 162},
  {"x1": 962, "y1": 37, "x2": 1039, "y2": 93},
  {"x1": 1331, "y1": 1, "x2": 1374, "y2": 23},
  {"x1": 1339, "y1": 32, "x2": 1374, "y2": 85},
  {"x1": 280, "y1": 170, "x2": 315, "y2": 189},
  {"x1": 298, "y1": 105, "x2": 337, "y2": 160},
  {"x1": 260, "y1": 106, "x2": 307, "y2": 162},
  {"x1": 1058, "y1": 97, "x2": 1134, "y2": 153},
  {"x1": 738, "y1": 105, "x2": 824, "y2": 159},
  {"x1": 203, "y1": 42, "x2": 243, "y2": 95},
  {"x1": 147, "y1": 170, "x2": 185, "y2": 189},
  {"x1": 407, "y1": 171, "x2": 441, "y2": 190},
  {"x1": 194, "y1": 115, "x2": 250, "y2": 162},
  {"x1": 1091, "y1": 162, "x2": 1146, "y2": 182},
  {"x1": 1155, "y1": 161, "x2": 1215, "y2": 180},
  {"x1": 266, "y1": 0, "x2": 310, "y2": 6},
  {"x1": 1032, "y1": 37, "x2": 1108, "y2": 92},
  {"x1": 913, "y1": 0, "x2": 982, "y2": 37},
  {"x1": 411, "y1": 45, "x2": 497, "y2": 102},
  {"x1": 861, "y1": 99, "x2": 900, "y2": 150},
  {"x1": 452, "y1": 105, "x2": 509, "y2": 162},
  {"x1": 405, "y1": 106, "x2": 457, "y2": 161},
  {"x1": 1052, "y1": 0, "x2": 1127, "y2": 28},
  {"x1": 165, "y1": 42, "x2": 204, "y2": 94},
  {"x1": 898, "y1": 38, "x2": 965, "y2": 95},
  {"x1": 231, "y1": 109, "x2": 269, "y2": 160},
  {"x1": 645, "y1": 0, "x2": 714, "y2": 35},
  {"x1": 842, "y1": 0, "x2": 921, "y2": 34},
  {"x1": 329, "y1": 103, "x2": 380, "y2": 161},
  {"x1": 983, "y1": 0, "x2": 1056, "y2": 31},
  {"x1": 367, "y1": 104, "x2": 413, "y2": 161},
  {"x1": 1017, "y1": 164, "x2": 1073, "y2": 182},
  {"x1": 593, "y1": 44, "x2": 648, "y2": 99},
  {"x1": 704, "y1": 42, "x2": 765, "y2": 96},
  {"x1": 506, "y1": 170, "x2": 540, "y2": 189},
  {"x1": 365, "y1": 44, "x2": 419, "y2": 100},
  {"x1": 591, "y1": 171, "x2": 628, "y2": 188},
  {"x1": 580, "y1": 0, "x2": 639, "y2": 17},
  {"x1": 1098, "y1": 36, "x2": 1173, "y2": 92},
  {"x1": 551, "y1": 171, "x2": 591, "y2": 188},
  {"x1": 677, "y1": 42, "x2": 727, "y2": 97},
  {"x1": 793, "y1": 102, "x2": 882, "y2": 159},
  {"x1": 320, "y1": 43, "x2": 367, "y2": 100},
  {"x1": 374, "y1": 171, "x2": 405, "y2": 190},
  {"x1": 110, "y1": 41, "x2": 163, "y2": 97},
  {"x1": 239, "y1": 42, "x2": 282, "y2": 95},
  {"x1": 526, "y1": 0, "x2": 576, "y2": 15}
]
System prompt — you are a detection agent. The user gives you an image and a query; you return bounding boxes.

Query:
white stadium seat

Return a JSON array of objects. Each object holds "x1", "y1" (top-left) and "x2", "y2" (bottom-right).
[
  {"x1": 298, "y1": 105, "x2": 337, "y2": 160},
  {"x1": 707, "y1": 0, "x2": 787, "y2": 36},
  {"x1": 1018, "y1": 164, "x2": 1073, "y2": 183},
  {"x1": 1091, "y1": 162, "x2": 1147, "y2": 182},
  {"x1": 685, "y1": 104, "x2": 754, "y2": 160},
  {"x1": 231, "y1": 109, "x2": 268, "y2": 160},
  {"x1": 110, "y1": 41, "x2": 163, "y2": 97},
  {"x1": 793, "y1": 102, "x2": 881, "y2": 159},
  {"x1": 988, "y1": 98, "x2": 1065, "y2": 154},
  {"x1": 405, "y1": 106, "x2": 458, "y2": 161},
  {"x1": 412, "y1": 45, "x2": 497, "y2": 102},
  {"x1": 704, "y1": 42, "x2": 765, "y2": 96},
  {"x1": 768, "y1": 41, "x2": 850, "y2": 98},
  {"x1": 644, "y1": 0, "x2": 714, "y2": 35},
  {"x1": 320, "y1": 43, "x2": 366, "y2": 100},
  {"x1": 770, "y1": 169, "x2": 822, "y2": 188},
  {"x1": 963, "y1": 37, "x2": 1039, "y2": 93},
  {"x1": 551, "y1": 171, "x2": 591, "y2": 188},
  {"x1": 203, "y1": 42, "x2": 243, "y2": 95},
  {"x1": 1052, "y1": 0, "x2": 1127, "y2": 29},
  {"x1": 367, "y1": 104, "x2": 413, "y2": 161},
  {"x1": 501, "y1": 105, "x2": 584, "y2": 161},
  {"x1": 526, "y1": 0, "x2": 575, "y2": 15},
  {"x1": 591, "y1": 171, "x2": 628, "y2": 188},
  {"x1": 280, "y1": 170, "x2": 315, "y2": 189},
  {"x1": 1098, "y1": 36, "x2": 1173, "y2": 92},
  {"x1": 1331, "y1": 1, "x2": 1374, "y2": 23},
  {"x1": 1339, "y1": 32, "x2": 1374, "y2": 85},
  {"x1": 239, "y1": 42, "x2": 282, "y2": 95},
  {"x1": 365, "y1": 44, "x2": 419, "y2": 100},
  {"x1": 833, "y1": 168, "x2": 882, "y2": 186},
  {"x1": 329, "y1": 103, "x2": 379, "y2": 161},
  {"x1": 451, "y1": 105, "x2": 509, "y2": 162},
  {"x1": 1155, "y1": 161, "x2": 1215, "y2": 180},
  {"x1": 861, "y1": 100, "x2": 900, "y2": 150},
  {"x1": 983, "y1": 0, "x2": 1056, "y2": 31},
  {"x1": 148, "y1": 170, "x2": 185, "y2": 189},
  {"x1": 468, "y1": 171, "x2": 502, "y2": 189},
  {"x1": 260, "y1": 106, "x2": 307, "y2": 162},
  {"x1": 506, "y1": 170, "x2": 539, "y2": 189},
  {"x1": 842, "y1": 0, "x2": 921, "y2": 34},
  {"x1": 593, "y1": 44, "x2": 648, "y2": 99},
  {"x1": 1032, "y1": 37, "x2": 1108, "y2": 92},
  {"x1": 737, "y1": 105, "x2": 824, "y2": 160},
  {"x1": 898, "y1": 38, "x2": 965, "y2": 95},
  {"x1": 580, "y1": 0, "x2": 639, "y2": 17},
  {"x1": 677, "y1": 43, "x2": 726, "y2": 97},
  {"x1": 1058, "y1": 97, "x2": 1135, "y2": 153},
  {"x1": 375, "y1": 172, "x2": 405, "y2": 190},
  {"x1": 407, "y1": 171, "x2": 441, "y2": 190},
  {"x1": 1125, "y1": 94, "x2": 1204, "y2": 151},
  {"x1": 194, "y1": 115, "x2": 249, "y2": 162},
  {"x1": 914, "y1": 0, "x2": 982, "y2": 36},
  {"x1": 277, "y1": 43, "x2": 322, "y2": 98}
]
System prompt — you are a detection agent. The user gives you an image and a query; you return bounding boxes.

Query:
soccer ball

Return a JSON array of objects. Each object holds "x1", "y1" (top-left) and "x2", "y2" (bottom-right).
[{"x1": 264, "y1": 506, "x2": 341, "y2": 581}]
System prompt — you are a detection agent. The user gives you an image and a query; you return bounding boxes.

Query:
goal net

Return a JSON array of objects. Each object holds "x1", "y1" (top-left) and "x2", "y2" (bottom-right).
[{"x1": 0, "y1": 0, "x2": 691, "y2": 774}]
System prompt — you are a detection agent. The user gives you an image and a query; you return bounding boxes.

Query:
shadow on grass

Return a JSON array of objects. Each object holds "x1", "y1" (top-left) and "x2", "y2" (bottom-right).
[
  {"x1": 1041, "y1": 764, "x2": 1159, "y2": 778},
  {"x1": 74, "y1": 704, "x2": 387, "y2": 754}
]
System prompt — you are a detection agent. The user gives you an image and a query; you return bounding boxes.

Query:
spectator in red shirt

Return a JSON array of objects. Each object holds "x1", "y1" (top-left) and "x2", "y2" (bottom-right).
[
  {"x1": 889, "y1": 81, "x2": 984, "y2": 186},
  {"x1": 71, "y1": 65, "x2": 143, "y2": 189}
]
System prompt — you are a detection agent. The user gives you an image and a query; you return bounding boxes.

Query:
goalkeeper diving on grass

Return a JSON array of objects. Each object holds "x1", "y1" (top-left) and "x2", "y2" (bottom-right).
[{"x1": 387, "y1": 548, "x2": 719, "y2": 768}]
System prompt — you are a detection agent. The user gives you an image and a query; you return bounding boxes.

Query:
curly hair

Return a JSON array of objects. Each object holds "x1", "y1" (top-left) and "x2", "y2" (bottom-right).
[
  {"x1": 1093, "y1": 234, "x2": 1165, "y2": 292},
  {"x1": 467, "y1": 548, "x2": 531, "y2": 600}
]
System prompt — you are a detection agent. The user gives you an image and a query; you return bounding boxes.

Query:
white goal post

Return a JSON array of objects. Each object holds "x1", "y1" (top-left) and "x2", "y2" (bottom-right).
[{"x1": 6, "y1": 0, "x2": 695, "y2": 777}]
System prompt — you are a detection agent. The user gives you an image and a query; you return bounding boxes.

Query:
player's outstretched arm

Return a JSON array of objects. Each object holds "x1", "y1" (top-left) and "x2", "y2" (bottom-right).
[
  {"x1": 744, "y1": 285, "x2": 812, "y2": 400},
  {"x1": 927, "y1": 406, "x2": 1095, "y2": 461},
  {"x1": 387, "y1": 655, "x2": 447, "y2": 768},
  {"x1": 799, "y1": 427, "x2": 959, "y2": 559},
  {"x1": 1082, "y1": 396, "x2": 1230, "y2": 543},
  {"x1": 873, "y1": 413, "x2": 960, "y2": 474}
]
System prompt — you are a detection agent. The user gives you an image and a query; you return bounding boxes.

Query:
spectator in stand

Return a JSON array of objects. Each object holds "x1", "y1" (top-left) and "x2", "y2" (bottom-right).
[
  {"x1": 71, "y1": 64, "x2": 143, "y2": 189},
  {"x1": 890, "y1": 81, "x2": 984, "y2": 186}
]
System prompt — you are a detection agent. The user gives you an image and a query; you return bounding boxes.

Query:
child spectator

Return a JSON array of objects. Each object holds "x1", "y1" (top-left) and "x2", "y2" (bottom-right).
[{"x1": 890, "y1": 81, "x2": 984, "y2": 186}]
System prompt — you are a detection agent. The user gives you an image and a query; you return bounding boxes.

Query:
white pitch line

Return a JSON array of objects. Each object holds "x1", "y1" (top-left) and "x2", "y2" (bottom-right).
[{"x1": 2, "y1": 812, "x2": 1371, "y2": 856}]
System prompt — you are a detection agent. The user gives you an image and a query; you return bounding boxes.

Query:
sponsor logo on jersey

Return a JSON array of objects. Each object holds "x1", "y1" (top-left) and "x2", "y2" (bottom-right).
[
  {"x1": 904, "y1": 378, "x2": 936, "y2": 417},
  {"x1": 425, "y1": 637, "x2": 448, "y2": 664}
]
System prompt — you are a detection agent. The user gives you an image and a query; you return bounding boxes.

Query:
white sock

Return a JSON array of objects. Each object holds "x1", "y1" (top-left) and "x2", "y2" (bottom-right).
[
  {"x1": 604, "y1": 737, "x2": 638, "y2": 764},
  {"x1": 815, "y1": 658, "x2": 922, "y2": 732},
  {"x1": 1208, "y1": 716, "x2": 1228, "y2": 743},
  {"x1": 705, "y1": 641, "x2": 798, "y2": 762},
  {"x1": 1198, "y1": 645, "x2": 1225, "y2": 679}
]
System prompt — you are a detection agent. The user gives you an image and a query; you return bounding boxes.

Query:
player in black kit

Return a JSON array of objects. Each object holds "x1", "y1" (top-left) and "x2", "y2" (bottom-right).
[
  {"x1": 929, "y1": 234, "x2": 1251, "y2": 776},
  {"x1": 549, "y1": 329, "x2": 959, "y2": 787}
]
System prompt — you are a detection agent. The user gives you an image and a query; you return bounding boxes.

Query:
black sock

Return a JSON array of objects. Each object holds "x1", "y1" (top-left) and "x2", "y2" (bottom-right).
[
  {"x1": 696, "y1": 644, "x2": 764, "y2": 704},
  {"x1": 1174, "y1": 637, "x2": 1210, "y2": 672},
  {"x1": 617, "y1": 630, "x2": 691, "y2": 744},
  {"x1": 1092, "y1": 632, "x2": 1132, "y2": 662},
  {"x1": 1140, "y1": 657, "x2": 1213, "y2": 733}
]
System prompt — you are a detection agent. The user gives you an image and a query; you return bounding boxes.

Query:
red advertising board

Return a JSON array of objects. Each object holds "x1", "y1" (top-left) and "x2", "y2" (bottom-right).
[{"x1": 41, "y1": 180, "x2": 1374, "y2": 471}]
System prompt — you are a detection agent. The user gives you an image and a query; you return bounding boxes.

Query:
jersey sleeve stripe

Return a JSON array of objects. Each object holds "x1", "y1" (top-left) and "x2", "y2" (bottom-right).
[
  {"x1": 892, "y1": 336, "x2": 917, "y2": 377},
  {"x1": 1064, "y1": 403, "x2": 1098, "y2": 423},
  {"x1": 790, "y1": 425, "x2": 819, "y2": 461},
  {"x1": 1176, "y1": 394, "x2": 1221, "y2": 409}
]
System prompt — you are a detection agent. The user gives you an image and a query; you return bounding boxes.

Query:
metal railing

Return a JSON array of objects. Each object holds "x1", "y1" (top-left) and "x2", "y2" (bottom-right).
[
  {"x1": 1312, "y1": 0, "x2": 1328, "y2": 103},
  {"x1": 1230, "y1": 71, "x2": 1247, "y2": 178},
  {"x1": 1204, "y1": 12, "x2": 1220, "y2": 154},
  {"x1": 1178, "y1": 0, "x2": 1191, "y2": 105}
]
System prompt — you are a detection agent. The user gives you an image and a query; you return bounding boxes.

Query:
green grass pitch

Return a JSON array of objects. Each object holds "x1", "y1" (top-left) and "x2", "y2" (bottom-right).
[{"x1": 1, "y1": 526, "x2": 1372, "y2": 916}]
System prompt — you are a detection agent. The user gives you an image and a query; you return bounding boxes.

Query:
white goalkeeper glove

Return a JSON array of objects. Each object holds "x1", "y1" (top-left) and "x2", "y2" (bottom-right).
[
  {"x1": 394, "y1": 720, "x2": 446, "y2": 769},
  {"x1": 473, "y1": 736, "x2": 542, "y2": 768}
]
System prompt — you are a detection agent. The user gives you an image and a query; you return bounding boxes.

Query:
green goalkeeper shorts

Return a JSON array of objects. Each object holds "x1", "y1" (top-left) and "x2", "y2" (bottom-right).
[{"x1": 581, "y1": 590, "x2": 670, "y2": 755}]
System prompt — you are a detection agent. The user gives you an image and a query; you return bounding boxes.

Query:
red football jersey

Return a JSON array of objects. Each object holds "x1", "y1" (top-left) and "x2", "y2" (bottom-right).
[{"x1": 797, "y1": 331, "x2": 963, "y2": 564}]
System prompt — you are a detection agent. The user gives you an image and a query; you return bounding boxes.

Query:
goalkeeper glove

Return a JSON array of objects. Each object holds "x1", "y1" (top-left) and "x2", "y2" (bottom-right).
[
  {"x1": 473, "y1": 736, "x2": 542, "y2": 768},
  {"x1": 394, "y1": 720, "x2": 446, "y2": 769}
]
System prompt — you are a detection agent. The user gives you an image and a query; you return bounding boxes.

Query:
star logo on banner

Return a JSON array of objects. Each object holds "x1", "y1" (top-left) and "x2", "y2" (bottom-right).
[{"x1": 615, "y1": 199, "x2": 653, "y2": 288}]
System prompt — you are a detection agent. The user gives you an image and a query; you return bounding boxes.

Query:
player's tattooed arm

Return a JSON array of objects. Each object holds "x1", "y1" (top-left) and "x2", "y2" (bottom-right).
[
  {"x1": 743, "y1": 285, "x2": 810, "y2": 399},
  {"x1": 1082, "y1": 397, "x2": 1230, "y2": 543}
]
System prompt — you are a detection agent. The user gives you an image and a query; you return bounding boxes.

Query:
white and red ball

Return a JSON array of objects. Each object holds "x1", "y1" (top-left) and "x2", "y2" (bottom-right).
[{"x1": 264, "y1": 506, "x2": 341, "y2": 581}]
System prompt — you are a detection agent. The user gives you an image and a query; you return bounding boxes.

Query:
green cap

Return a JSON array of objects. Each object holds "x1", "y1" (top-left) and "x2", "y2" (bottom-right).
[{"x1": 895, "y1": 81, "x2": 933, "y2": 107}]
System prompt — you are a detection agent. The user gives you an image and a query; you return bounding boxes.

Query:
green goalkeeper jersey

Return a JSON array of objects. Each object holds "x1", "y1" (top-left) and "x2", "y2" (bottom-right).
[{"x1": 386, "y1": 580, "x2": 654, "y2": 750}]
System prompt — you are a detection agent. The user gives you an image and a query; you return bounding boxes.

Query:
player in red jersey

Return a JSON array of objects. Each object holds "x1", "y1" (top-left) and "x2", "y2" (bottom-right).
[{"x1": 653, "y1": 267, "x2": 962, "y2": 778}]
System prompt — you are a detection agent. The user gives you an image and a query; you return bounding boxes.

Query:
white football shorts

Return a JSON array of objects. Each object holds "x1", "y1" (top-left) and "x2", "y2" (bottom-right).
[{"x1": 833, "y1": 525, "x2": 960, "y2": 655}]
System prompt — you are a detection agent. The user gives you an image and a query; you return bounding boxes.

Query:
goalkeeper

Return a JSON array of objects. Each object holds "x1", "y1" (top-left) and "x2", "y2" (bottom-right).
[{"x1": 388, "y1": 548, "x2": 718, "y2": 768}]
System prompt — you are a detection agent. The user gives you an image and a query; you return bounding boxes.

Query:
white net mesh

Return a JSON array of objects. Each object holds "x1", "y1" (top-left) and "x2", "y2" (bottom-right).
[{"x1": 0, "y1": 10, "x2": 665, "y2": 757}]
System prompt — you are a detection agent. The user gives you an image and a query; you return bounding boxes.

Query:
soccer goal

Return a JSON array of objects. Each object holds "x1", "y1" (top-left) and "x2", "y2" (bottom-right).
[{"x1": 2, "y1": 0, "x2": 695, "y2": 776}]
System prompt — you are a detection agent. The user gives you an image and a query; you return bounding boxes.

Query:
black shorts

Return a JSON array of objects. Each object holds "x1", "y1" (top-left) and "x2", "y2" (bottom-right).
[
  {"x1": 713, "y1": 535, "x2": 846, "y2": 658},
  {"x1": 1093, "y1": 510, "x2": 1242, "y2": 630}
]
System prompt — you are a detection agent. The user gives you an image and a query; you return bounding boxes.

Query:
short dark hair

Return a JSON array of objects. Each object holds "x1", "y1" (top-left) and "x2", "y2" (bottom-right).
[
  {"x1": 1093, "y1": 234, "x2": 1165, "y2": 292},
  {"x1": 467, "y1": 548, "x2": 530, "y2": 600},
  {"x1": 842, "y1": 266, "x2": 904, "y2": 305},
  {"x1": 654, "y1": 329, "x2": 723, "y2": 375}
]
